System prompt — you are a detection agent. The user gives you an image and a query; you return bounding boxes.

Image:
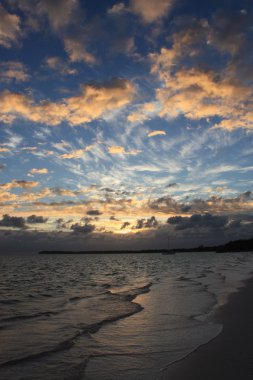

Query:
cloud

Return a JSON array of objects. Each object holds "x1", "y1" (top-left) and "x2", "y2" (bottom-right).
[
  {"x1": 108, "y1": 3, "x2": 127, "y2": 15},
  {"x1": 63, "y1": 36, "x2": 97, "y2": 65},
  {"x1": 29, "y1": 168, "x2": 48, "y2": 175},
  {"x1": 0, "y1": 180, "x2": 39, "y2": 190},
  {"x1": 167, "y1": 213, "x2": 228, "y2": 230},
  {"x1": 148, "y1": 12, "x2": 253, "y2": 130},
  {"x1": 208, "y1": 10, "x2": 253, "y2": 55},
  {"x1": 127, "y1": 102, "x2": 158, "y2": 123},
  {"x1": 86, "y1": 209, "x2": 102, "y2": 216},
  {"x1": 0, "y1": 147, "x2": 10, "y2": 153},
  {"x1": 110, "y1": 215, "x2": 119, "y2": 221},
  {"x1": 66, "y1": 78, "x2": 136, "y2": 125},
  {"x1": 37, "y1": 0, "x2": 79, "y2": 31},
  {"x1": 0, "y1": 4, "x2": 21, "y2": 48},
  {"x1": 0, "y1": 214, "x2": 26, "y2": 228},
  {"x1": 133, "y1": 216, "x2": 158, "y2": 229},
  {"x1": 121, "y1": 221, "x2": 130, "y2": 229},
  {"x1": 0, "y1": 78, "x2": 136, "y2": 126},
  {"x1": 108, "y1": 146, "x2": 141, "y2": 155},
  {"x1": 0, "y1": 61, "x2": 29, "y2": 82},
  {"x1": 70, "y1": 222, "x2": 95, "y2": 234},
  {"x1": 44, "y1": 56, "x2": 77, "y2": 75},
  {"x1": 130, "y1": 0, "x2": 174, "y2": 23},
  {"x1": 51, "y1": 188, "x2": 78, "y2": 197},
  {"x1": 27, "y1": 215, "x2": 48, "y2": 224},
  {"x1": 60, "y1": 146, "x2": 93, "y2": 159},
  {"x1": 165, "y1": 182, "x2": 178, "y2": 188},
  {"x1": 148, "y1": 130, "x2": 166, "y2": 137}
]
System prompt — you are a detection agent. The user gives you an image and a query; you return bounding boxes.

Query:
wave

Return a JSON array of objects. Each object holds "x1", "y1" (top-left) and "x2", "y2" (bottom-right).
[
  {"x1": 0, "y1": 282, "x2": 152, "y2": 369},
  {"x1": 0, "y1": 310, "x2": 61, "y2": 323},
  {"x1": 0, "y1": 299, "x2": 20, "y2": 305}
]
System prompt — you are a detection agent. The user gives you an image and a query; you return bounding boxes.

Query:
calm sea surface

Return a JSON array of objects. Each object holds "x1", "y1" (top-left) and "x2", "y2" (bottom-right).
[{"x1": 0, "y1": 251, "x2": 253, "y2": 380}]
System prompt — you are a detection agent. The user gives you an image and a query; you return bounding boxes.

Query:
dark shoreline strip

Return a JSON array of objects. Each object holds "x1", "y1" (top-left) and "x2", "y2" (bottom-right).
[{"x1": 161, "y1": 276, "x2": 253, "y2": 380}]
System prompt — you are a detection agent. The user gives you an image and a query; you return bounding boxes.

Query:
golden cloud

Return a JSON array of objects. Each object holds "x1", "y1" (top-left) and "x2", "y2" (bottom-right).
[
  {"x1": 130, "y1": 0, "x2": 174, "y2": 23},
  {"x1": 108, "y1": 146, "x2": 141, "y2": 155},
  {"x1": 0, "y1": 180, "x2": 39, "y2": 191},
  {"x1": 150, "y1": 50, "x2": 253, "y2": 126},
  {"x1": 0, "y1": 78, "x2": 136, "y2": 126},
  {"x1": 148, "y1": 130, "x2": 166, "y2": 137},
  {"x1": 148, "y1": 17, "x2": 253, "y2": 130},
  {"x1": 127, "y1": 102, "x2": 157, "y2": 123},
  {"x1": 60, "y1": 145, "x2": 93, "y2": 159},
  {"x1": 29, "y1": 168, "x2": 48, "y2": 175},
  {"x1": 0, "y1": 147, "x2": 10, "y2": 153}
]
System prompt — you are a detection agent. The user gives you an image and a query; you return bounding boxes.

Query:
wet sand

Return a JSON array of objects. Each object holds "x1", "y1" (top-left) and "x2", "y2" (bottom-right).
[{"x1": 162, "y1": 276, "x2": 253, "y2": 380}]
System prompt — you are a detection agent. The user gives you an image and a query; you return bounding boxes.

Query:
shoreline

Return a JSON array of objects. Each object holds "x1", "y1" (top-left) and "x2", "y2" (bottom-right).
[{"x1": 161, "y1": 275, "x2": 253, "y2": 380}]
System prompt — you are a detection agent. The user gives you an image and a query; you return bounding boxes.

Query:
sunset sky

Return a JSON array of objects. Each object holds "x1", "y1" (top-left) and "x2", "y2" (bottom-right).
[{"x1": 0, "y1": 0, "x2": 253, "y2": 252}]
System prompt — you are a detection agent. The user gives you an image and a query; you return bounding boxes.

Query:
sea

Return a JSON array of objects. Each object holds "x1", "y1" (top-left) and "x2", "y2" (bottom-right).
[{"x1": 0, "y1": 250, "x2": 253, "y2": 380}]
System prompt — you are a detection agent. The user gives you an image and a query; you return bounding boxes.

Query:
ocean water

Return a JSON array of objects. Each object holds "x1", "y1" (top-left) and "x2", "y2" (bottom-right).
[{"x1": 0, "y1": 251, "x2": 253, "y2": 380}]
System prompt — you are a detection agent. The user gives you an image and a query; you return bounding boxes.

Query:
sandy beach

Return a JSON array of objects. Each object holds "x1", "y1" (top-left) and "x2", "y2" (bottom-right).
[{"x1": 162, "y1": 276, "x2": 253, "y2": 380}]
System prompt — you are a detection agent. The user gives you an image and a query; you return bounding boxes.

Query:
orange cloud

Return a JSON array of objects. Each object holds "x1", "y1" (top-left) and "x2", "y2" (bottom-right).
[
  {"x1": 108, "y1": 146, "x2": 141, "y2": 155},
  {"x1": 127, "y1": 102, "x2": 157, "y2": 123},
  {"x1": 0, "y1": 147, "x2": 10, "y2": 153},
  {"x1": 60, "y1": 145, "x2": 93, "y2": 159},
  {"x1": 130, "y1": 0, "x2": 174, "y2": 23},
  {"x1": 0, "y1": 180, "x2": 39, "y2": 191},
  {"x1": 148, "y1": 130, "x2": 166, "y2": 137},
  {"x1": 0, "y1": 78, "x2": 136, "y2": 126},
  {"x1": 29, "y1": 168, "x2": 48, "y2": 175}
]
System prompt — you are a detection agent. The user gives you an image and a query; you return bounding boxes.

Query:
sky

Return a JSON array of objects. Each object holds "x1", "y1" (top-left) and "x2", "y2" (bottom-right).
[{"x1": 0, "y1": 0, "x2": 253, "y2": 252}]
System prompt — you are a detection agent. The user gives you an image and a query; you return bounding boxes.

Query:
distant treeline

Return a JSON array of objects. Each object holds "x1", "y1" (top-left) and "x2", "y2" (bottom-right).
[
  {"x1": 39, "y1": 237, "x2": 253, "y2": 255},
  {"x1": 170, "y1": 237, "x2": 253, "y2": 253}
]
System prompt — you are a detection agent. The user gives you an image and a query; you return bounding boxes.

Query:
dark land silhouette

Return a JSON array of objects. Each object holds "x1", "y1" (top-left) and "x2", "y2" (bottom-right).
[{"x1": 39, "y1": 237, "x2": 253, "y2": 254}]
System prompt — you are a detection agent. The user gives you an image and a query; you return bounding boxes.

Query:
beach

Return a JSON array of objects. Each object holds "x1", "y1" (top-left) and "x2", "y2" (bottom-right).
[
  {"x1": 162, "y1": 276, "x2": 253, "y2": 380},
  {"x1": 1, "y1": 251, "x2": 253, "y2": 380}
]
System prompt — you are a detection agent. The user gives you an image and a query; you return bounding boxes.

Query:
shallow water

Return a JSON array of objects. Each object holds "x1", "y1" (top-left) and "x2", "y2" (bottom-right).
[{"x1": 0, "y1": 251, "x2": 252, "y2": 379}]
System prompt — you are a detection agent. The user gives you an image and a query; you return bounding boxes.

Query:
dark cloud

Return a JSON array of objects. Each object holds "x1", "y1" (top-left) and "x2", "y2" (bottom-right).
[
  {"x1": 101, "y1": 187, "x2": 114, "y2": 192},
  {"x1": 27, "y1": 215, "x2": 48, "y2": 224},
  {"x1": 180, "y1": 204, "x2": 191, "y2": 212},
  {"x1": 133, "y1": 216, "x2": 158, "y2": 229},
  {"x1": 86, "y1": 209, "x2": 103, "y2": 216},
  {"x1": 121, "y1": 221, "x2": 130, "y2": 230},
  {"x1": 167, "y1": 213, "x2": 228, "y2": 230},
  {"x1": 110, "y1": 215, "x2": 119, "y2": 221},
  {"x1": 148, "y1": 191, "x2": 253, "y2": 215},
  {"x1": 15, "y1": 180, "x2": 38, "y2": 190},
  {"x1": 165, "y1": 182, "x2": 178, "y2": 188},
  {"x1": 149, "y1": 196, "x2": 179, "y2": 212},
  {"x1": 209, "y1": 10, "x2": 253, "y2": 55},
  {"x1": 0, "y1": 214, "x2": 26, "y2": 228},
  {"x1": 81, "y1": 216, "x2": 99, "y2": 223},
  {"x1": 0, "y1": 164, "x2": 6, "y2": 171},
  {"x1": 70, "y1": 222, "x2": 95, "y2": 234}
]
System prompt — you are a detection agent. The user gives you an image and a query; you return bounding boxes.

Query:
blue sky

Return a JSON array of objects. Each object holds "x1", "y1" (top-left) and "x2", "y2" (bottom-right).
[{"x1": 0, "y1": 0, "x2": 253, "y2": 252}]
